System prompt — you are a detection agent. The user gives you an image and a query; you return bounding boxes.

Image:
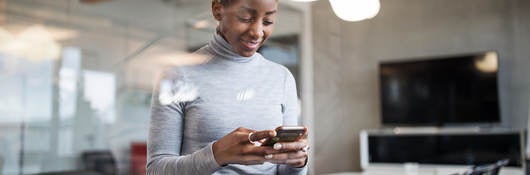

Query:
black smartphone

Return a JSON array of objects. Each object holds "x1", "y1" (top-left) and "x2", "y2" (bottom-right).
[{"x1": 263, "y1": 126, "x2": 306, "y2": 146}]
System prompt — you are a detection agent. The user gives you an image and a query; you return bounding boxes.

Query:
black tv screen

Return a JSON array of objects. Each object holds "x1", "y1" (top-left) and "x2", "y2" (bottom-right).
[{"x1": 379, "y1": 51, "x2": 500, "y2": 125}]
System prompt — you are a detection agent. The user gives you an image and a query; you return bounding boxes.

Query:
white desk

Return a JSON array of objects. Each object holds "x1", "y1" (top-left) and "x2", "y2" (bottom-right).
[{"x1": 323, "y1": 168, "x2": 524, "y2": 175}]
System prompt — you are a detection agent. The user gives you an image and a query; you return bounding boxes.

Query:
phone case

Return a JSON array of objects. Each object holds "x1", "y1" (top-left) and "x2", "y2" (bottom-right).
[{"x1": 262, "y1": 126, "x2": 305, "y2": 146}]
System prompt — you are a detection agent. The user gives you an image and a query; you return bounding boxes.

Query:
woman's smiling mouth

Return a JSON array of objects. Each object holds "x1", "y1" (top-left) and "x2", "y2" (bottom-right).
[{"x1": 240, "y1": 39, "x2": 260, "y2": 50}]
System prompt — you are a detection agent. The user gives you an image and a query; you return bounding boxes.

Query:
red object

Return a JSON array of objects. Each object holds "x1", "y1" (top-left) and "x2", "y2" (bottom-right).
[{"x1": 130, "y1": 142, "x2": 147, "y2": 175}]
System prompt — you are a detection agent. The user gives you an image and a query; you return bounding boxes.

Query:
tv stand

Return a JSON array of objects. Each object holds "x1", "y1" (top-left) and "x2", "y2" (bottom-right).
[
  {"x1": 388, "y1": 126, "x2": 482, "y2": 134},
  {"x1": 360, "y1": 128, "x2": 525, "y2": 175}
]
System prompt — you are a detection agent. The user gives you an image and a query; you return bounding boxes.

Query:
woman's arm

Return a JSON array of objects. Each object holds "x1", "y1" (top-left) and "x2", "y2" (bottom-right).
[
  {"x1": 147, "y1": 70, "x2": 279, "y2": 174},
  {"x1": 277, "y1": 68, "x2": 309, "y2": 175},
  {"x1": 147, "y1": 80, "x2": 221, "y2": 175}
]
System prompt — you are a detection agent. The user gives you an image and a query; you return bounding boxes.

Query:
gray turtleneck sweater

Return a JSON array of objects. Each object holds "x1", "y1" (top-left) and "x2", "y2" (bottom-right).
[{"x1": 146, "y1": 32, "x2": 307, "y2": 175}]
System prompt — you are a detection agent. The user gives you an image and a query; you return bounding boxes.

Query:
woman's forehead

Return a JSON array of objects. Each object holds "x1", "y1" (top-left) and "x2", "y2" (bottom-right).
[
  {"x1": 228, "y1": 0, "x2": 278, "y2": 15},
  {"x1": 225, "y1": 0, "x2": 278, "y2": 10}
]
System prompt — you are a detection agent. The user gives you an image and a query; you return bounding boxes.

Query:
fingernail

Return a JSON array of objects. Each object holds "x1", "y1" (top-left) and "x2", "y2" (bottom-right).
[
  {"x1": 265, "y1": 154, "x2": 273, "y2": 159},
  {"x1": 273, "y1": 143, "x2": 282, "y2": 150}
]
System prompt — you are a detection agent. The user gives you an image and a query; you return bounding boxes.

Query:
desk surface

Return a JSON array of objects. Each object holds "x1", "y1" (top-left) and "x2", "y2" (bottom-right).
[
  {"x1": 323, "y1": 173, "x2": 363, "y2": 175},
  {"x1": 323, "y1": 168, "x2": 524, "y2": 175}
]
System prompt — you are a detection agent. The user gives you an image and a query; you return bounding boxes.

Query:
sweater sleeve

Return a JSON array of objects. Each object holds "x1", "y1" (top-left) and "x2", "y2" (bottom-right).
[
  {"x1": 281, "y1": 68, "x2": 300, "y2": 126},
  {"x1": 147, "y1": 70, "x2": 221, "y2": 175},
  {"x1": 278, "y1": 68, "x2": 308, "y2": 175}
]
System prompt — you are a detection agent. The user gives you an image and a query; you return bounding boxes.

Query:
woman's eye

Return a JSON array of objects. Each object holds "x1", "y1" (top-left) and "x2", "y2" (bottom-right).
[
  {"x1": 238, "y1": 17, "x2": 252, "y2": 23},
  {"x1": 264, "y1": 21, "x2": 274, "y2": 25}
]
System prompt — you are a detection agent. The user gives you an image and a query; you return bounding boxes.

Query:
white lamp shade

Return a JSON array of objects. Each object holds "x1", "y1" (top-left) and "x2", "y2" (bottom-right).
[{"x1": 329, "y1": 0, "x2": 381, "y2": 22}]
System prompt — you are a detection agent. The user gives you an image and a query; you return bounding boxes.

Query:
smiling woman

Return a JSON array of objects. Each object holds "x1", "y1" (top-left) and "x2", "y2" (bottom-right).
[
  {"x1": 0, "y1": 0, "x2": 307, "y2": 174},
  {"x1": 146, "y1": 0, "x2": 309, "y2": 174},
  {"x1": 214, "y1": 0, "x2": 278, "y2": 57}
]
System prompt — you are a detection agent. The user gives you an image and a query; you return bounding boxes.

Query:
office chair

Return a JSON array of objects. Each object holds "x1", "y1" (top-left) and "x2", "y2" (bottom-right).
[
  {"x1": 461, "y1": 159, "x2": 510, "y2": 175},
  {"x1": 81, "y1": 150, "x2": 117, "y2": 175}
]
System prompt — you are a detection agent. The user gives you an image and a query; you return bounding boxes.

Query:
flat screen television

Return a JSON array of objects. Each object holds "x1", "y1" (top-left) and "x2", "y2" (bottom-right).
[{"x1": 379, "y1": 51, "x2": 500, "y2": 126}]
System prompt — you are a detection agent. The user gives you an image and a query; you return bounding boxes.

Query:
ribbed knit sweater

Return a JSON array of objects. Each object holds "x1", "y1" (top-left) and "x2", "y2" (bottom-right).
[{"x1": 147, "y1": 31, "x2": 307, "y2": 175}]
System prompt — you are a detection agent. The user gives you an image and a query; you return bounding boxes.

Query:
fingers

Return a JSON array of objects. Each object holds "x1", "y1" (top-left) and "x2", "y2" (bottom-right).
[
  {"x1": 265, "y1": 151, "x2": 308, "y2": 167},
  {"x1": 235, "y1": 127, "x2": 276, "y2": 144},
  {"x1": 269, "y1": 127, "x2": 308, "y2": 151},
  {"x1": 268, "y1": 158, "x2": 307, "y2": 167},
  {"x1": 264, "y1": 151, "x2": 307, "y2": 162},
  {"x1": 240, "y1": 154, "x2": 306, "y2": 167},
  {"x1": 236, "y1": 145, "x2": 281, "y2": 165},
  {"x1": 273, "y1": 139, "x2": 308, "y2": 152},
  {"x1": 237, "y1": 155, "x2": 268, "y2": 165},
  {"x1": 303, "y1": 127, "x2": 309, "y2": 138},
  {"x1": 285, "y1": 157, "x2": 308, "y2": 167},
  {"x1": 241, "y1": 145, "x2": 278, "y2": 155},
  {"x1": 249, "y1": 130, "x2": 276, "y2": 142},
  {"x1": 265, "y1": 139, "x2": 309, "y2": 167},
  {"x1": 229, "y1": 127, "x2": 310, "y2": 167},
  {"x1": 235, "y1": 127, "x2": 256, "y2": 143},
  {"x1": 216, "y1": 128, "x2": 279, "y2": 165}
]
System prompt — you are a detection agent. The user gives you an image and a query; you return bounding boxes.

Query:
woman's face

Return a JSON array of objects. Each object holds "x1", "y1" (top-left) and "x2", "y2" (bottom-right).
[{"x1": 213, "y1": 0, "x2": 278, "y2": 57}]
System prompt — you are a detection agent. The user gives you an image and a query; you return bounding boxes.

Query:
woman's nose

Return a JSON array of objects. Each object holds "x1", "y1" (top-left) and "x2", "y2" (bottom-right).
[{"x1": 248, "y1": 21, "x2": 264, "y2": 40}]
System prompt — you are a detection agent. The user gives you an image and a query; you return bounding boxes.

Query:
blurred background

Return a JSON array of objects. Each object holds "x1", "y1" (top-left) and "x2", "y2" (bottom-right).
[
  {"x1": 1, "y1": 0, "x2": 530, "y2": 175},
  {"x1": 0, "y1": 0, "x2": 303, "y2": 174}
]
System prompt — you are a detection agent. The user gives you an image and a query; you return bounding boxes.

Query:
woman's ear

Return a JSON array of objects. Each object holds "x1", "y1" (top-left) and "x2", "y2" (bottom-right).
[{"x1": 211, "y1": 0, "x2": 223, "y2": 21}]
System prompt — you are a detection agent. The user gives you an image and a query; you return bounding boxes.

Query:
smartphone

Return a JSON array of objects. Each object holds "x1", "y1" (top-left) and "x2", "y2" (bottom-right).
[{"x1": 263, "y1": 126, "x2": 306, "y2": 146}]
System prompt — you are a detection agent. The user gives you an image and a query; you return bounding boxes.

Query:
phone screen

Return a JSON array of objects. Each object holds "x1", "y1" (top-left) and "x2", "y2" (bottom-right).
[{"x1": 263, "y1": 126, "x2": 305, "y2": 146}]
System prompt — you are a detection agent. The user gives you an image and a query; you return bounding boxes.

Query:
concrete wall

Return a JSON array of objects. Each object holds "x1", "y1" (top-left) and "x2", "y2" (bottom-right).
[
  {"x1": 511, "y1": 0, "x2": 530, "y2": 130},
  {"x1": 311, "y1": 0, "x2": 530, "y2": 173}
]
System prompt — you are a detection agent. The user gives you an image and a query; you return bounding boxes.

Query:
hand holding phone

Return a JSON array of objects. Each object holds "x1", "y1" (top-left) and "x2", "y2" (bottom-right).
[
  {"x1": 262, "y1": 126, "x2": 306, "y2": 147},
  {"x1": 261, "y1": 126, "x2": 309, "y2": 168}
]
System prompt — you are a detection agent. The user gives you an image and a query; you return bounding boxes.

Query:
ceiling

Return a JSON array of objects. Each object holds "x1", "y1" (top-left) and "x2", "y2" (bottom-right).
[
  {"x1": 2, "y1": 0, "x2": 304, "y2": 90},
  {"x1": 4, "y1": 0, "x2": 302, "y2": 41}
]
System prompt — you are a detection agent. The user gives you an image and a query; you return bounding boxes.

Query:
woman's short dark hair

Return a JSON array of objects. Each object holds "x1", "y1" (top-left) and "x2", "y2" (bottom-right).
[
  {"x1": 218, "y1": 0, "x2": 233, "y2": 7},
  {"x1": 217, "y1": 0, "x2": 277, "y2": 7}
]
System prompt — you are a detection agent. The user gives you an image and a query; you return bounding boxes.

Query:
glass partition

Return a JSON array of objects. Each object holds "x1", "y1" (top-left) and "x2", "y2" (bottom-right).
[{"x1": 0, "y1": 0, "x2": 303, "y2": 174}]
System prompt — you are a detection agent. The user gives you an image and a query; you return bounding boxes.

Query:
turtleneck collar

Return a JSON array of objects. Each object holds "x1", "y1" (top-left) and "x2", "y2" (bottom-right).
[{"x1": 209, "y1": 30, "x2": 257, "y2": 63}]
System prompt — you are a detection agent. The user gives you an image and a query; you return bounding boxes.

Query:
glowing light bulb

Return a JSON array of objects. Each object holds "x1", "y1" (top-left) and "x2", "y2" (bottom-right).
[{"x1": 329, "y1": 0, "x2": 381, "y2": 22}]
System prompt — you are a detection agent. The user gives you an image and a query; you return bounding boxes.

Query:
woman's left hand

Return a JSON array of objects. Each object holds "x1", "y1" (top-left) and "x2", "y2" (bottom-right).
[{"x1": 264, "y1": 128, "x2": 309, "y2": 168}]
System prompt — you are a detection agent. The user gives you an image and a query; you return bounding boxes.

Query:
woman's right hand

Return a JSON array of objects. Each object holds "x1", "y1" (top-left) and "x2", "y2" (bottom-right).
[{"x1": 212, "y1": 127, "x2": 278, "y2": 166}]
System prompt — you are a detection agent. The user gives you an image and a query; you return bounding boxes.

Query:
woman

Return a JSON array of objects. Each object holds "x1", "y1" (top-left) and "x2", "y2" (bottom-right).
[{"x1": 147, "y1": 0, "x2": 309, "y2": 174}]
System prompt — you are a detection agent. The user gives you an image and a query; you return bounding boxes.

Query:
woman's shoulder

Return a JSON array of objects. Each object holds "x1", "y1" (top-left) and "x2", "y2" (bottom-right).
[
  {"x1": 193, "y1": 45, "x2": 212, "y2": 56},
  {"x1": 257, "y1": 54, "x2": 293, "y2": 78}
]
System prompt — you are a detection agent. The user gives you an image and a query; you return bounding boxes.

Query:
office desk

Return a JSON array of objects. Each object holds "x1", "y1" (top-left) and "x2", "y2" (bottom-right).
[{"x1": 323, "y1": 168, "x2": 524, "y2": 175}]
